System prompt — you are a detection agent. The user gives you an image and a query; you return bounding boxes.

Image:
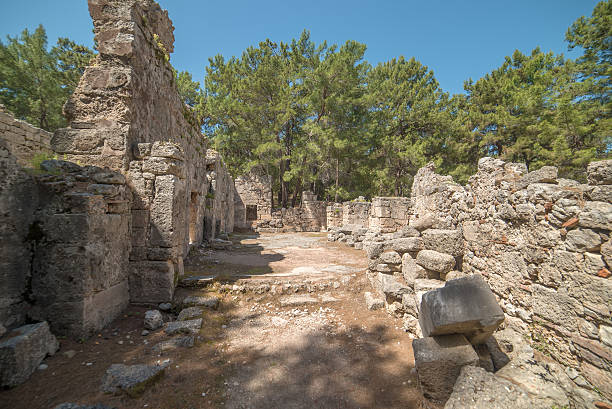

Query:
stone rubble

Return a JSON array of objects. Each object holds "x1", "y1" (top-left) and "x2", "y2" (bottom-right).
[
  {"x1": 164, "y1": 319, "x2": 203, "y2": 335},
  {"x1": 101, "y1": 362, "x2": 169, "y2": 396},
  {"x1": 143, "y1": 310, "x2": 163, "y2": 330}
]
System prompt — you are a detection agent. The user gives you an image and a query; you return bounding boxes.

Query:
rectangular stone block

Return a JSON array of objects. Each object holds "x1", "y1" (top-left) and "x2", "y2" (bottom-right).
[
  {"x1": 129, "y1": 260, "x2": 175, "y2": 303},
  {"x1": 0, "y1": 322, "x2": 59, "y2": 387},
  {"x1": 419, "y1": 275, "x2": 504, "y2": 344},
  {"x1": 412, "y1": 334, "x2": 479, "y2": 403}
]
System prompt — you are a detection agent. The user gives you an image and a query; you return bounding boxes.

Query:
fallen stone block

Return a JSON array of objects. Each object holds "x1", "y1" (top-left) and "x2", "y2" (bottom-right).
[
  {"x1": 101, "y1": 362, "x2": 168, "y2": 397},
  {"x1": 179, "y1": 275, "x2": 215, "y2": 287},
  {"x1": 401, "y1": 253, "x2": 427, "y2": 285},
  {"x1": 413, "y1": 334, "x2": 479, "y2": 403},
  {"x1": 414, "y1": 278, "x2": 445, "y2": 292},
  {"x1": 164, "y1": 318, "x2": 202, "y2": 335},
  {"x1": 390, "y1": 237, "x2": 424, "y2": 254},
  {"x1": 279, "y1": 295, "x2": 318, "y2": 307},
  {"x1": 419, "y1": 275, "x2": 504, "y2": 344},
  {"x1": 0, "y1": 321, "x2": 59, "y2": 387},
  {"x1": 374, "y1": 273, "x2": 411, "y2": 301},
  {"x1": 364, "y1": 292, "x2": 385, "y2": 310},
  {"x1": 54, "y1": 404, "x2": 116, "y2": 409},
  {"x1": 177, "y1": 307, "x2": 203, "y2": 321},
  {"x1": 151, "y1": 336, "x2": 194, "y2": 355},
  {"x1": 182, "y1": 295, "x2": 220, "y2": 309},
  {"x1": 143, "y1": 310, "x2": 163, "y2": 330},
  {"x1": 444, "y1": 366, "x2": 537, "y2": 409},
  {"x1": 416, "y1": 249, "x2": 455, "y2": 274},
  {"x1": 379, "y1": 250, "x2": 401, "y2": 264}
]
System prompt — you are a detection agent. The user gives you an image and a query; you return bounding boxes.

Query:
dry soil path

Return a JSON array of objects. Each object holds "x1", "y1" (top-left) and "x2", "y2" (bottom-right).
[{"x1": 1, "y1": 232, "x2": 425, "y2": 409}]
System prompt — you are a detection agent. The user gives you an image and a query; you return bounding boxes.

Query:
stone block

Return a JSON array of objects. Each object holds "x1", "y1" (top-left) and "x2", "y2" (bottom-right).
[
  {"x1": 150, "y1": 141, "x2": 183, "y2": 160},
  {"x1": 390, "y1": 237, "x2": 424, "y2": 253},
  {"x1": 579, "y1": 201, "x2": 612, "y2": 230},
  {"x1": 379, "y1": 250, "x2": 401, "y2": 264},
  {"x1": 164, "y1": 318, "x2": 203, "y2": 335},
  {"x1": 565, "y1": 228, "x2": 602, "y2": 252},
  {"x1": 412, "y1": 334, "x2": 479, "y2": 403},
  {"x1": 151, "y1": 336, "x2": 194, "y2": 355},
  {"x1": 364, "y1": 292, "x2": 385, "y2": 310},
  {"x1": 444, "y1": 366, "x2": 536, "y2": 409},
  {"x1": 416, "y1": 249, "x2": 455, "y2": 274},
  {"x1": 0, "y1": 322, "x2": 59, "y2": 387},
  {"x1": 421, "y1": 229, "x2": 464, "y2": 257},
  {"x1": 374, "y1": 273, "x2": 411, "y2": 301},
  {"x1": 101, "y1": 363, "x2": 168, "y2": 396},
  {"x1": 587, "y1": 160, "x2": 612, "y2": 185},
  {"x1": 142, "y1": 157, "x2": 184, "y2": 178},
  {"x1": 419, "y1": 275, "x2": 504, "y2": 344},
  {"x1": 128, "y1": 261, "x2": 175, "y2": 304},
  {"x1": 516, "y1": 165, "x2": 558, "y2": 189},
  {"x1": 143, "y1": 310, "x2": 163, "y2": 330},
  {"x1": 177, "y1": 307, "x2": 203, "y2": 321},
  {"x1": 363, "y1": 242, "x2": 385, "y2": 259},
  {"x1": 401, "y1": 253, "x2": 427, "y2": 284},
  {"x1": 182, "y1": 295, "x2": 220, "y2": 309}
]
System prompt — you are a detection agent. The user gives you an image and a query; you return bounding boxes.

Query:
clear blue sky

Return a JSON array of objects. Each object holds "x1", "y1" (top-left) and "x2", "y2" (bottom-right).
[{"x1": 0, "y1": 0, "x2": 600, "y2": 95}]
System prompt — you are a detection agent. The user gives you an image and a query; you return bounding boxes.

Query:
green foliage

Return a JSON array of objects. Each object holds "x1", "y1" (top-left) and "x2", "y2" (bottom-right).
[
  {"x1": 0, "y1": 25, "x2": 94, "y2": 131},
  {"x1": 29, "y1": 151, "x2": 57, "y2": 170},
  {"x1": 176, "y1": 70, "x2": 202, "y2": 107}
]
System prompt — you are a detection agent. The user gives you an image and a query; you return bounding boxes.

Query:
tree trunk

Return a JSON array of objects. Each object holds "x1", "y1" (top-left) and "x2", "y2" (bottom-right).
[{"x1": 334, "y1": 157, "x2": 339, "y2": 202}]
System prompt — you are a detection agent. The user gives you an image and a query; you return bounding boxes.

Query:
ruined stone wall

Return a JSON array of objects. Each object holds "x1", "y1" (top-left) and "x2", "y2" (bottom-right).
[
  {"x1": 0, "y1": 105, "x2": 52, "y2": 167},
  {"x1": 255, "y1": 193, "x2": 327, "y2": 232},
  {"x1": 341, "y1": 200, "x2": 371, "y2": 229},
  {"x1": 234, "y1": 171, "x2": 272, "y2": 229},
  {"x1": 326, "y1": 203, "x2": 343, "y2": 228},
  {"x1": 52, "y1": 0, "x2": 235, "y2": 305},
  {"x1": 410, "y1": 158, "x2": 612, "y2": 400},
  {"x1": 369, "y1": 197, "x2": 411, "y2": 232}
]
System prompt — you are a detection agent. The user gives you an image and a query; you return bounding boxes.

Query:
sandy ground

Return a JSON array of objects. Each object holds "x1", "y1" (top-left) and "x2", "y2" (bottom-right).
[{"x1": 1, "y1": 233, "x2": 426, "y2": 409}]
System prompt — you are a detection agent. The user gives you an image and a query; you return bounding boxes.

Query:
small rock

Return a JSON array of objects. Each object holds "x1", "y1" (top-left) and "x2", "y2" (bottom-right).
[
  {"x1": 143, "y1": 310, "x2": 163, "y2": 331},
  {"x1": 364, "y1": 292, "x2": 385, "y2": 310},
  {"x1": 38, "y1": 363, "x2": 48, "y2": 370},
  {"x1": 151, "y1": 336, "x2": 194, "y2": 355},
  {"x1": 158, "y1": 303, "x2": 172, "y2": 311},
  {"x1": 141, "y1": 330, "x2": 150, "y2": 337},
  {"x1": 63, "y1": 350, "x2": 77, "y2": 359},
  {"x1": 54, "y1": 404, "x2": 116, "y2": 409}
]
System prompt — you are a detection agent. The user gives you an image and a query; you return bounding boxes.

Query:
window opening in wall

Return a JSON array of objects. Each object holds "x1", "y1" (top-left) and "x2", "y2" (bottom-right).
[{"x1": 246, "y1": 205, "x2": 258, "y2": 221}]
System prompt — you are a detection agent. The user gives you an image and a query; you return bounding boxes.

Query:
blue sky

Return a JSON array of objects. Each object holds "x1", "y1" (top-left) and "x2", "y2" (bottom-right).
[{"x1": 0, "y1": 0, "x2": 600, "y2": 95}]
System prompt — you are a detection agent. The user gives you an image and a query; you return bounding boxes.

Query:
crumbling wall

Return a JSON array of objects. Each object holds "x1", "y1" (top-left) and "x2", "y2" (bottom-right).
[
  {"x1": 0, "y1": 105, "x2": 52, "y2": 167},
  {"x1": 52, "y1": 0, "x2": 234, "y2": 305},
  {"x1": 234, "y1": 171, "x2": 272, "y2": 229},
  {"x1": 413, "y1": 158, "x2": 612, "y2": 400},
  {"x1": 326, "y1": 203, "x2": 343, "y2": 228},
  {"x1": 255, "y1": 192, "x2": 327, "y2": 232},
  {"x1": 204, "y1": 149, "x2": 234, "y2": 240}
]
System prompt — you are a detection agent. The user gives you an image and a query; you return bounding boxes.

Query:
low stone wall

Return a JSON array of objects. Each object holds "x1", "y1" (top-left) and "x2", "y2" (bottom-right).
[
  {"x1": 341, "y1": 200, "x2": 371, "y2": 229},
  {"x1": 0, "y1": 105, "x2": 52, "y2": 167},
  {"x1": 369, "y1": 197, "x2": 411, "y2": 232},
  {"x1": 255, "y1": 193, "x2": 327, "y2": 232},
  {"x1": 326, "y1": 203, "x2": 343, "y2": 228}
]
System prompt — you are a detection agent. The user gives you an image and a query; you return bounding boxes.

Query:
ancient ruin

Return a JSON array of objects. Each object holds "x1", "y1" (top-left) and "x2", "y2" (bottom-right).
[{"x1": 0, "y1": 0, "x2": 610, "y2": 408}]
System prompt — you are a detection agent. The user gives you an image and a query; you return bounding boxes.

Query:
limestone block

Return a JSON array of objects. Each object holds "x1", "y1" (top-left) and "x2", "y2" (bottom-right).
[
  {"x1": 51, "y1": 128, "x2": 104, "y2": 154},
  {"x1": 364, "y1": 292, "x2": 385, "y2": 310},
  {"x1": 151, "y1": 336, "x2": 194, "y2": 355},
  {"x1": 587, "y1": 160, "x2": 612, "y2": 185},
  {"x1": 393, "y1": 225, "x2": 420, "y2": 238},
  {"x1": 149, "y1": 175, "x2": 183, "y2": 248},
  {"x1": 164, "y1": 318, "x2": 203, "y2": 335},
  {"x1": 379, "y1": 250, "x2": 401, "y2": 264},
  {"x1": 92, "y1": 171, "x2": 125, "y2": 185},
  {"x1": 579, "y1": 201, "x2": 612, "y2": 230},
  {"x1": 412, "y1": 334, "x2": 479, "y2": 403},
  {"x1": 390, "y1": 237, "x2": 424, "y2": 253},
  {"x1": 419, "y1": 275, "x2": 504, "y2": 344},
  {"x1": 565, "y1": 228, "x2": 602, "y2": 252},
  {"x1": 409, "y1": 214, "x2": 435, "y2": 231},
  {"x1": 128, "y1": 261, "x2": 175, "y2": 303},
  {"x1": 363, "y1": 242, "x2": 385, "y2": 259},
  {"x1": 444, "y1": 366, "x2": 537, "y2": 409},
  {"x1": 416, "y1": 249, "x2": 455, "y2": 274},
  {"x1": 401, "y1": 253, "x2": 426, "y2": 284},
  {"x1": 150, "y1": 141, "x2": 183, "y2": 160},
  {"x1": 101, "y1": 363, "x2": 168, "y2": 396},
  {"x1": 143, "y1": 310, "x2": 163, "y2": 330},
  {"x1": 142, "y1": 157, "x2": 184, "y2": 178},
  {"x1": 374, "y1": 273, "x2": 411, "y2": 301},
  {"x1": 516, "y1": 165, "x2": 558, "y2": 189},
  {"x1": 0, "y1": 322, "x2": 59, "y2": 387},
  {"x1": 602, "y1": 240, "x2": 612, "y2": 267},
  {"x1": 421, "y1": 229, "x2": 464, "y2": 257},
  {"x1": 177, "y1": 307, "x2": 203, "y2": 321},
  {"x1": 182, "y1": 295, "x2": 220, "y2": 309}
]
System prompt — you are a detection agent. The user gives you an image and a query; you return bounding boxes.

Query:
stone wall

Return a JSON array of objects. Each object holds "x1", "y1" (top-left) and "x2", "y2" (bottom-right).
[
  {"x1": 341, "y1": 200, "x2": 371, "y2": 229},
  {"x1": 52, "y1": 0, "x2": 235, "y2": 305},
  {"x1": 0, "y1": 105, "x2": 52, "y2": 167},
  {"x1": 326, "y1": 203, "x2": 343, "y2": 228},
  {"x1": 254, "y1": 192, "x2": 327, "y2": 232},
  {"x1": 234, "y1": 171, "x2": 272, "y2": 229},
  {"x1": 329, "y1": 158, "x2": 612, "y2": 402},
  {"x1": 369, "y1": 197, "x2": 411, "y2": 232},
  {"x1": 0, "y1": 0, "x2": 236, "y2": 338}
]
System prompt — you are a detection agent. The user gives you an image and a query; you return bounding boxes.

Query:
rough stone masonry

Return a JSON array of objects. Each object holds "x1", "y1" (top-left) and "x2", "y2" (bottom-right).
[{"x1": 0, "y1": 0, "x2": 236, "y2": 340}]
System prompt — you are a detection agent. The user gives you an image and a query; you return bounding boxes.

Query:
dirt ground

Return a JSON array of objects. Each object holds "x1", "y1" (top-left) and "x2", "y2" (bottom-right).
[{"x1": 1, "y1": 232, "x2": 426, "y2": 409}]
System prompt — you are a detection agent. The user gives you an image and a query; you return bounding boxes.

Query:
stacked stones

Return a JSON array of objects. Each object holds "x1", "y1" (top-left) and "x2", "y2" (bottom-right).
[
  {"x1": 0, "y1": 105, "x2": 52, "y2": 167},
  {"x1": 369, "y1": 197, "x2": 411, "y2": 232},
  {"x1": 412, "y1": 275, "x2": 504, "y2": 403},
  {"x1": 326, "y1": 203, "x2": 343, "y2": 228},
  {"x1": 233, "y1": 171, "x2": 272, "y2": 229}
]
